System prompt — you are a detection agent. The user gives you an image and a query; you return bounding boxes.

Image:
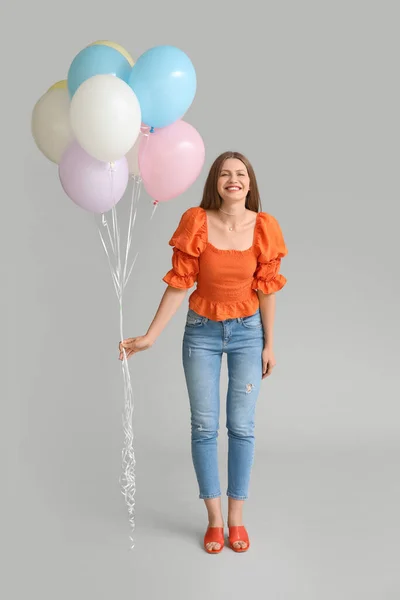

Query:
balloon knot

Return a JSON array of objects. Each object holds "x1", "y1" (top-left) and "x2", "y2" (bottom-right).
[
  {"x1": 150, "y1": 127, "x2": 155, "y2": 133},
  {"x1": 153, "y1": 200, "x2": 159, "y2": 205}
]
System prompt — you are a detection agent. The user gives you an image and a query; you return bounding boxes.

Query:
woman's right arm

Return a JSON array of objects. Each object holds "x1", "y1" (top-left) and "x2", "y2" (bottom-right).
[
  {"x1": 119, "y1": 285, "x2": 187, "y2": 360},
  {"x1": 119, "y1": 206, "x2": 204, "y2": 360}
]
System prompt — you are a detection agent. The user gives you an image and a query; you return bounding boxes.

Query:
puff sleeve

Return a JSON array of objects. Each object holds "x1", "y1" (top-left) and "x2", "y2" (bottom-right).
[
  {"x1": 162, "y1": 207, "x2": 207, "y2": 289},
  {"x1": 252, "y1": 212, "x2": 288, "y2": 294}
]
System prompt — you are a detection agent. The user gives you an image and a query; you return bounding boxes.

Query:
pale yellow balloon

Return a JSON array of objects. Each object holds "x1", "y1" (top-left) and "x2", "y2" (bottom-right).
[
  {"x1": 47, "y1": 79, "x2": 68, "y2": 92},
  {"x1": 88, "y1": 40, "x2": 134, "y2": 67},
  {"x1": 32, "y1": 87, "x2": 74, "y2": 164}
]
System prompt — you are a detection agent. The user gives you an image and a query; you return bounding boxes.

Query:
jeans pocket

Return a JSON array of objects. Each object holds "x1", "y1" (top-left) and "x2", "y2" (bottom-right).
[
  {"x1": 241, "y1": 312, "x2": 263, "y2": 329},
  {"x1": 185, "y1": 309, "x2": 206, "y2": 328}
]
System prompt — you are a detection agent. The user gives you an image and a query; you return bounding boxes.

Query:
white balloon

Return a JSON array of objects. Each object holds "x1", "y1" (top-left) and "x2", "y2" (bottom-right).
[
  {"x1": 32, "y1": 88, "x2": 74, "y2": 164},
  {"x1": 70, "y1": 74, "x2": 141, "y2": 163}
]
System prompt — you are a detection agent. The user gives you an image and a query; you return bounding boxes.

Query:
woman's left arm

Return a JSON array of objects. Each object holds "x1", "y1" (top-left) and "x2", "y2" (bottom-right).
[{"x1": 258, "y1": 290, "x2": 276, "y2": 379}]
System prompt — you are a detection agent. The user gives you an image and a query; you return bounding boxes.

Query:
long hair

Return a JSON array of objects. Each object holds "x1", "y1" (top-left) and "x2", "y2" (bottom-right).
[{"x1": 199, "y1": 151, "x2": 261, "y2": 213}]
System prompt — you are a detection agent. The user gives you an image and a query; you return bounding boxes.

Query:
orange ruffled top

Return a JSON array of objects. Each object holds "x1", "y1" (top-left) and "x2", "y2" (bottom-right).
[{"x1": 163, "y1": 206, "x2": 288, "y2": 321}]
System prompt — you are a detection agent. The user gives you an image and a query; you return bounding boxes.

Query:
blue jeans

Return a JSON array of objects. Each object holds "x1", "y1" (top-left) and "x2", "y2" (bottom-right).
[{"x1": 182, "y1": 308, "x2": 264, "y2": 500}]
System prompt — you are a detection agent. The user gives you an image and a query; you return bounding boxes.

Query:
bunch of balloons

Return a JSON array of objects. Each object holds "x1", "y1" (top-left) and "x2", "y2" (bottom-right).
[{"x1": 32, "y1": 41, "x2": 205, "y2": 213}]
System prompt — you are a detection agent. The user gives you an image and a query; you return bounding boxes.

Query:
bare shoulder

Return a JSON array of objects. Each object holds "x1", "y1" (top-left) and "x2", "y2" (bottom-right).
[
  {"x1": 246, "y1": 208, "x2": 258, "y2": 224},
  {"x1": 204, "y1": 208, "x2": 220, "y2": 228}
]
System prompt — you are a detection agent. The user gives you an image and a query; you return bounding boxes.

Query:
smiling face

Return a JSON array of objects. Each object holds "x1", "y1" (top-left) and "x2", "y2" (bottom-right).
[
  {"x1": 200, "y1": 151, "x2": 260, "y2": 213},
  {"x1": 217, "y1": 158, "x2": 250, "y2": 204}
]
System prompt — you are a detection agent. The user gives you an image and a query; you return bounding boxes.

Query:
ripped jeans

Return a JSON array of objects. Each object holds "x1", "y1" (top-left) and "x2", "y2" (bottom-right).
[{"x1": 182, "y1": 308, "x2": 264, "y2": 500}]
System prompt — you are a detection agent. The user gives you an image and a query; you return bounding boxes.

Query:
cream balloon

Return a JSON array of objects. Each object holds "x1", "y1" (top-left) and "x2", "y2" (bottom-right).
[
  {"x1": 31, "y1": 87, "x2": 74, "y2": 164},
  {"x1": 125, "y1": 136, "x2": 140, "y2": 176},
  {"x1": 125, "y1": 125, "x2": 150, "y2": 176},
  {"x1": 70, "y1": 74, "x2": 141, "y2": 162}
]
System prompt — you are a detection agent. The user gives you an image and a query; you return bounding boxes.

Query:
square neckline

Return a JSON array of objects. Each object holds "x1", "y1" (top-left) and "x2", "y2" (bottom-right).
[{"x1": 201, "y1": 207, "x2": 260, "y2": 254}]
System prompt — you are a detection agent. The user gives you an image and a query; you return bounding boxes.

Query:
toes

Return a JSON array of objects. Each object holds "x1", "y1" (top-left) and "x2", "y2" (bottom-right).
[
  {"x1": 212, "y1": 543, "x2": 221, "y2": 550},
  {"x1": 206, "y1": 542, "x2": 221, "y2": 551},
  {"x1": 233, "y1": 541, "x2": 247, "y2": 549}
]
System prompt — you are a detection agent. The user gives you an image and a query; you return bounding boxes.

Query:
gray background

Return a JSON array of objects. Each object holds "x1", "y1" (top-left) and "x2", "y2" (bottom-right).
[{"x1": 2, "y1": 1, "x2": 399, "y2": 598}]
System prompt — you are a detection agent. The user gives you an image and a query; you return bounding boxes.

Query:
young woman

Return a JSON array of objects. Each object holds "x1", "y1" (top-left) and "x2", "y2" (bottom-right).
[{"x1": 119, "y1": 151, "x2": 288, "y2": 554}]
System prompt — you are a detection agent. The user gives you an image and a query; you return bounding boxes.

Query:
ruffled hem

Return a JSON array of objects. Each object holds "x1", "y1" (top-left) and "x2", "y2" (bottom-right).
[
  {"x1": 189, "y1": 291, "x2": 260, "y2": 321},
  {"x1": 163, "y1": 270, "x2": 197, "y2": 290},
  {"x1": 251, "y1": 274, "x2": 287, "y2": 295}
]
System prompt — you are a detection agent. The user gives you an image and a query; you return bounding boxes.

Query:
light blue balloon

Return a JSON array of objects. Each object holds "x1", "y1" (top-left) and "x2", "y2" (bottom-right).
[
  {"x1": 128, "y1": 45, "x2": 196, "y2": 129},
  {"x1": 68, "y1": 45, "x2": 132, "y2": 97}
]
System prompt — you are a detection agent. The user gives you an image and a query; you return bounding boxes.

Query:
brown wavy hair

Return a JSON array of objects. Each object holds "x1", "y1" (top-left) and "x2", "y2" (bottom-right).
[{"x1": 199, "y1": 151, "x2": 261, "y2": 213}]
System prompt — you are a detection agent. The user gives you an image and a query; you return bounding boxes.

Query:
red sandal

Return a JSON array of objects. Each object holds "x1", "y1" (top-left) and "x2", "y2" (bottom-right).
[
  {"x1": 204, "y1": 526, "x2": 225, "y2": 554},
  {"x1": 228, "y1": 525, "x2": 250, "y2": 553}
]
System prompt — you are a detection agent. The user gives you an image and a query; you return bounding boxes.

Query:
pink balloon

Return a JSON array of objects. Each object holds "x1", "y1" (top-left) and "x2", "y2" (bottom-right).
[
  {"x1": 59, "y1": 141, "x2": 129, "y2": 213},
  {"x1": 138, "y1": 120, "x2": 205, "y2": 202}
]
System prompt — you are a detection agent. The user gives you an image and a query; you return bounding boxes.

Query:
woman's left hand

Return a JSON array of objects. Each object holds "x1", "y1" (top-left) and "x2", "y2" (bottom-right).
[{"x1": 262, "y1": 346, "x2": 276, "y2": 379}]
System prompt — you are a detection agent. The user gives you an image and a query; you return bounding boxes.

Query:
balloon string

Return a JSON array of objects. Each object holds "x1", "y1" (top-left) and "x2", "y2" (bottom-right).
[
  {"x1": 123, "y1": 178, "x2": 139, "y2": 283},
  {"x1": 102, "y1": 213, "x2": 116, "y2": 257},
  {"x1": 123, "y1": 177, "x2": 141, "y2": 288},
  {"x1": 93, "y1": 174, "x2": 140, "y2": 549},
  {"x1": 95, "y1": 172, "x2": 156, "y2": 549},
  {"x1": 151, "y1": 201, "x2": 159, "y2": 220}
]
